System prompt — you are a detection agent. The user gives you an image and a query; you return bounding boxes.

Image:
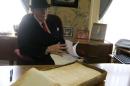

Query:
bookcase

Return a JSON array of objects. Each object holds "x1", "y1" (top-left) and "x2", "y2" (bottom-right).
[{"x1": 76, "y1": 40, "x2": 113, "y2": 63}]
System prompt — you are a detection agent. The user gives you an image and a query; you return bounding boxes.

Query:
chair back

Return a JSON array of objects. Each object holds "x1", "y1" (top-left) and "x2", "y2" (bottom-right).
[{"x1": 0, "y1": 36, "x2": 17, "y2": 65}]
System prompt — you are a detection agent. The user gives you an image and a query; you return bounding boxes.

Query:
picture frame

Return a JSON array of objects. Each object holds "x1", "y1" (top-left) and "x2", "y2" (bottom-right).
[
  {"x1": 90, "y1": 23, "x2": 107, "y2": 41},
  {"x1": 74, "y1": 29, "x2": 89, "y2": 43},
  {"x1": 76, "y1": 30, "x2": 89, "y2": 40},
  {"x1": 51, "y1": 0, "x2": 78, "y2": 8},
  {"x1": 64, "y1": 27, "x2": 73, "y2": 37}
]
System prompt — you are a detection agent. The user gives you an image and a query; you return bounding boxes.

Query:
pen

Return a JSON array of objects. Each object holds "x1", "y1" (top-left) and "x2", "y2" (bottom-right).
[{"x1": 10, "y1": 69, "x2": 13, "y2": 82}]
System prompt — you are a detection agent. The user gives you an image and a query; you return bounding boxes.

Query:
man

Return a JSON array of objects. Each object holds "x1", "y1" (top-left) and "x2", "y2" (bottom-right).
[{"x1": 17, "y1": 0, "x2": 66, "y2": 65}]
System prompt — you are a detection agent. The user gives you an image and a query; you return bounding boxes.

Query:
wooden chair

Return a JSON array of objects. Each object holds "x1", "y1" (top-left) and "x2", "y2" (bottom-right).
[
  {"x1": 0, "y1": 36, "x2": 17, "y2": 65},
  {"x1": 14, "y1": 48, "x2": 35, "y2": 65}
]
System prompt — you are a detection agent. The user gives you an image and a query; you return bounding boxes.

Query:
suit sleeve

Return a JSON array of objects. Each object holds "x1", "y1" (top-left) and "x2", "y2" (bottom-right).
[{"x1": 18, "y1": 15, "x2": 47, "y2": 58}]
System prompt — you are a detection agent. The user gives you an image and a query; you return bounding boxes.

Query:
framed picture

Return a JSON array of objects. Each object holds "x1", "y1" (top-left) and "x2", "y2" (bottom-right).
[
  {"x1": 51, "y1": 0, "x2": 78, "y2": 8},
  {"x1": 90, "y1": 23, "x2": 107, "y2": 41},
  {"x1": 76, "y1": 30, "x2": 89, "y2": 39},
  {"x1": 64, "y1": 27, "x2": 73, "y2": 37},
  {"x1": 74, "y1": 29, "x2": 89, "y2": 43}
]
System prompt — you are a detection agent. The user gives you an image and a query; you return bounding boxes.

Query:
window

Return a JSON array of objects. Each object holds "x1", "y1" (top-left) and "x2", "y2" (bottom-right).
[
  {"x1": 0, "y1": 0, "x2": 26, "y2": 33},
  {"x1": 100, "y1": 0, "x2": 130, "y2": 44}
]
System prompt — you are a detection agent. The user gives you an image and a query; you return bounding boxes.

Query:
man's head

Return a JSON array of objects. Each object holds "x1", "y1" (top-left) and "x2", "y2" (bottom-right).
[{"x1": 30, "y1": 0, "x2": 50, "y2": 21}]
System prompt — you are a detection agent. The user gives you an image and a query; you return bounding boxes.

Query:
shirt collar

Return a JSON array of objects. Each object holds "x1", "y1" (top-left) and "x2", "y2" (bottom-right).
[{"x1": 33, "y1": 14, "x2": 42, "y2": 25}]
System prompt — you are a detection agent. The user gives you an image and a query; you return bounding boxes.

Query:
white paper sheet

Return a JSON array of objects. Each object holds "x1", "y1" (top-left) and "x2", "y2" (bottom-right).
[{"x1": 65, "y1": 40, "x2": 79, "y2": 58}]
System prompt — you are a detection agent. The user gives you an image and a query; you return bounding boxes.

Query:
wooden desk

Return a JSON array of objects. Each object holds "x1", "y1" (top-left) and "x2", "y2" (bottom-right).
[
  {"x1": 0, "y1": 65, "x2": 57, "y2": 86},
  {"x1": 0, "y1": 63, "x2": 130, "y2": 86},
  {"x1": 93, "y1": 63, "x2": 130, "y2": 86},
  {"x1": 0, "y1": 64, "x2": 105, "y2": 86}
]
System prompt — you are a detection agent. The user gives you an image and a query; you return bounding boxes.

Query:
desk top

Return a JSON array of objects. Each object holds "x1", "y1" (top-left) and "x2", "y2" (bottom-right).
[
  {"x1": 0, "y1": 65, "x2": 57, "y2": 86},
  {"x1": 74, "y1": 40, "x2": 112, "y2": 45},
  {"x1": 0, "y1": 63, "x2": 130, "y2": 86}
]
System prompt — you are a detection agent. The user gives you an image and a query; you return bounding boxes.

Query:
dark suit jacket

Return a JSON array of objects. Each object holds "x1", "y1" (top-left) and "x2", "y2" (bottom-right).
[{"x1": 18, "y1": 14, "x2": 65, "y2": 64}]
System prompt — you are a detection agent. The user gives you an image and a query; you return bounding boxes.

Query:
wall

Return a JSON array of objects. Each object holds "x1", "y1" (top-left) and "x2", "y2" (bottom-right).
[
  {"x1": 48, "y1": 0, "x2": 91, "y2": 41},
  {"x1": 88, "y1": 0, "x2": 100, "y2": 37}
]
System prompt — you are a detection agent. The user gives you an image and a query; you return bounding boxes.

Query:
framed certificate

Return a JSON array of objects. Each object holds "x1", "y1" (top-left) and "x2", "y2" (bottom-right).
[{"x1": 64, "y1": 27, "x2": 73, "y2": 37}]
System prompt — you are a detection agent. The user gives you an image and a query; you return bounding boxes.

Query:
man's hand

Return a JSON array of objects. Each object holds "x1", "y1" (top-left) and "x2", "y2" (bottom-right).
[{"x1": 47, "y1": 44, "x2": 67, "y2": 55}]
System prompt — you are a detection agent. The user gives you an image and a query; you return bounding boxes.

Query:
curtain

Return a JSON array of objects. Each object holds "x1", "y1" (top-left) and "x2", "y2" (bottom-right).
[
  {"x1": 21, "y1": 0, "x2": 30, "y2": 12},
  {"x1": 99, "y1": 0, "x2": 112, "y2": 19}
]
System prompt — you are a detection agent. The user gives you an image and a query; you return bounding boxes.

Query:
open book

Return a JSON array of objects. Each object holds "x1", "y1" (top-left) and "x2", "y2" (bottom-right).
[
  {"x1": 51, "y1": 53, "x2": 77, "y2": 65},
  {"x1": 51, "y1": 40, "x2": 80, "y2": 65},
  {"x1": 12, "y1": 63, "x2": 105, "y2": 86}
]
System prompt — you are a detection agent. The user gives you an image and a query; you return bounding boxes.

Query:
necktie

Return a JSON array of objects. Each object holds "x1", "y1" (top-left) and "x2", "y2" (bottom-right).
[{"x1": 42, "y1": 21, "x2": 48, "y2": 32}]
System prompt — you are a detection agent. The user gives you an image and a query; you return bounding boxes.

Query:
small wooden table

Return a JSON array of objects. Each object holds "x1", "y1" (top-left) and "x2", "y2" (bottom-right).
[{"x1": 76, "y1": 40, "x2": 113, "y2": 63}]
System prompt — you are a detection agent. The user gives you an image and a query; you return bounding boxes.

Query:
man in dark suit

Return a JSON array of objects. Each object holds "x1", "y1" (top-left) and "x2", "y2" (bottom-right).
[{"x1": 17, "y1": 0, "x2": 66, "y2": 65}]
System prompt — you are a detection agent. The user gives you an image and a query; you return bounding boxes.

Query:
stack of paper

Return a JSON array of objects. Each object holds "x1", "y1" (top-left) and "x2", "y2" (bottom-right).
[{"x1": 12, "y1": 63, "x2": 103, "y2": 86}]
